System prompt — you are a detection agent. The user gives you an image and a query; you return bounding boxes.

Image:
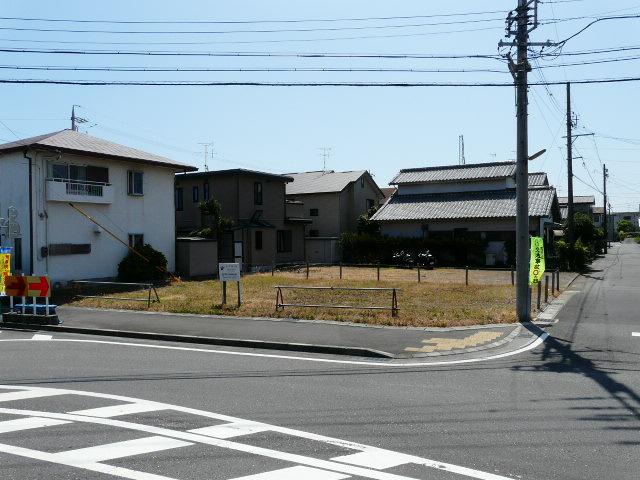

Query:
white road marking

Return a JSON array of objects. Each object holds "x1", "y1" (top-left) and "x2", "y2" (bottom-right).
[
  {"x1": 228, "y1": 466, "x2": 350, "y2": 480},
  {"x1": 0, "y1": 417, "x2": 70, "y2": 434},
  {"x1": 632, "y1": 332, "x2": 640, "y2": 337},
  {"x1": 71, "y1": 402, "x2": 166, "y2": 418},
  {"x1": 0, "y1": 330, "x2": 548, "y2": 368},
  {"x1": 0, "y1": 385, "x2": 517, "y2": 480},
  {"x1": 53, "y1": 435, "x2": 192, "y2": 463},
  {"x1": 0, "y1": 442, "x2": 179, "y2": 480},
  {"x1": 189, "y1": 421, "x2": 270, "y2": 439},
  {"x1": 332, "y1": 450, "x2": 414, "y2": 469},
  {"x1": 0, "y1": 388, "x2": 67, "y2": 402},
  {"x1": 31, "y1": 334, "x2": 52, "y2": 340}
]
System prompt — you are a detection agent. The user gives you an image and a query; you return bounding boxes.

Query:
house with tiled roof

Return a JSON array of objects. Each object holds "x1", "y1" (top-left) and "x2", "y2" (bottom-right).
[
  {"x1": 558, "y1": 195, "x2": 596, "y2": 220},
  {"x1": 372, "y1": 161, "x2": 561, "y2": 266},
  {"x1": 0, "y1": 129, "x2": 196, "y2": 281},
  {"x1": 285, "y1": 170, "x2": 384, "y2": 262}
]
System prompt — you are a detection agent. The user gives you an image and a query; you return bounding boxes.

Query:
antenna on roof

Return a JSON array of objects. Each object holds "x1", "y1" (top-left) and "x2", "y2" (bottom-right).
[
  {"x1": 71, "y1": 105, "x2": 88, "y2": 132},
  {"x1": 198, "y1": 142, "x2": 214, "y2": 172},
  {"x1": 318, "y1": 147, "x2": 332, "y2": 172},
  {"x1": 458, "y1": 135, "x2": 465, "y2": 165}
]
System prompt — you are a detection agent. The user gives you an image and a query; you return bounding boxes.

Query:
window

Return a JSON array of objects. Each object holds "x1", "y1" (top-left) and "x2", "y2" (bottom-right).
[
  {"x1": 203, "y1": 182, "x2": 210, "y2": 200},
  {"x1": 309, "y1": 229, "x2": 319, "y2": 237},
  {"x1": 310, "y1": 208, "x2": 319, "y2": 217},
  {"x1": 360, "y1": 177, "x2": 365, "y2": 188},
  {"x1": 175, "y1": 187, "x2": 184, "y2": 211},
  {"x1": 127, "y1": 170, "x2": 144, "y2": 195},
  {"x1": 366, "y1": 199, "x2": 375, "y2": 210},
  {"x1": 254, "y1": 182, "x2": 263, "y2": 205},
  {"x1": 49, "y1": 163, "x2": 109, "y2": 183},
  {"x1": 128, "y1": 234, "x2": 144, "y2": 250},
  {"x1": 277, "y1": 230, "x2": 292, "y2": 253},
  {"x1": 255, "y1": 231, "x2": 263, "y2": 250},
  {"x1": 13, "y1": 237, "x2": 22, "y2": 271},
  {"x1": 192, "y1": 186, "x2": 199, "y2": 203}
]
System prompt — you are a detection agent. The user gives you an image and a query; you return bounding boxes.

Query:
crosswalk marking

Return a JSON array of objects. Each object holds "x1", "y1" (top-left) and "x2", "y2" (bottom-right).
[
  {"x1": 332, "y1": 450, "x2": 414, "y2": 470},
  {"x1": 0, "y1": 388, "x2": 66, "y2": 403},
  {"x1": 227, "y1": 466, "x2": 350, "y2": 480},
  {"x1": 71, "y1": 402, "x2": 165, "y2": 418},
  {"x1": 53, "y1": 435, "x2": 192, "y2": 463},
  {"x1": 189, "y1": 421, "x2": 270, "y2": 439},
  {"x1": 0, "y1": 417, "x2": 70, "y2": 434},
  {"x1": 31, "y1": 334, "x2": 52, "y2": 340}
]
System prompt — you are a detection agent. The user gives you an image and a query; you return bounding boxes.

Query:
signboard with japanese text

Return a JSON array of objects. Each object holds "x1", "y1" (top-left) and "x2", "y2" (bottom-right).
[
  {"x1": 0, "y1": 253, "x2": 10, "y2": 295},
  {"x1": 529, "y1": 237, "x2": 545, "y2": 285},
  {"x1": 219, "y1": 263, "x2": 241, "y2": 282}
]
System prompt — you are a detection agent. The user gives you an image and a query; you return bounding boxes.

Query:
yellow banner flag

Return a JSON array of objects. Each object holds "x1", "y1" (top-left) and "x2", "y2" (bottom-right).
[
  {"x1": 0, "y1": 253, "x2": 10, "y2": 295},
  {"x1": 529, "y1": 237, "x2": 545, "y2": 285}
]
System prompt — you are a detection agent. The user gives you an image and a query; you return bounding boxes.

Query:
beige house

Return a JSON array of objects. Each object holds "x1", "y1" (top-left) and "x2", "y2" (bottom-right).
[
  {"x1": 175, "y1": 169, "x2": 309, "y2": 270},
  {"x1": 285, "y1": 170, "x2": 384, "y2": 262}
]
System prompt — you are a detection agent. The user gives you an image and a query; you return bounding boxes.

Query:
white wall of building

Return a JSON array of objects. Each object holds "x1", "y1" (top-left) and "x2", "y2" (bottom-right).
[{"x1": 1, "y1": 149, "x2": 179, "y2": 282}]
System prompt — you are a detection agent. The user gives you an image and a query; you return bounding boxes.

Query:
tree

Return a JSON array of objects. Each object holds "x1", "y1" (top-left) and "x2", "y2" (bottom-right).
[
  {"x1": 118, "y1": 244, "x2": 167, "y2": 282},
  {"x1": 192, "y1": 199, "x2": 233, "y2": 239},
  {"x1": 617, "y1": 219, "x2": 634, "y2": 234},
  {"x1": 357, "y1": 205, "x2": 381, "y2": 236}
]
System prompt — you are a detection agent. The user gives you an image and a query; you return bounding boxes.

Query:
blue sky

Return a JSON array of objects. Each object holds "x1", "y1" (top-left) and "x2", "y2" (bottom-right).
[{"x1": 1, "y1": 0, "x2": 640, "y2": 211}]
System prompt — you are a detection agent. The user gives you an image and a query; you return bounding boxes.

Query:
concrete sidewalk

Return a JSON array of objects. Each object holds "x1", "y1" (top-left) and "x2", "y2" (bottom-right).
[{"x1": 3, "y1": 306, "x2": 522, "y2": 359}]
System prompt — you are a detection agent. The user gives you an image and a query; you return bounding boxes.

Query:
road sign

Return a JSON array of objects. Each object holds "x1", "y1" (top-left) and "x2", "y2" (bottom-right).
[
  {"x1": 219, "y1": 263, "x2": 241, "y2": 282},
  {"x1": 27, "y1": 276, "x2": 51, "y2": 297},
  {"x1": 4, "y1": 275, "x2": 51, "y2": 297}
]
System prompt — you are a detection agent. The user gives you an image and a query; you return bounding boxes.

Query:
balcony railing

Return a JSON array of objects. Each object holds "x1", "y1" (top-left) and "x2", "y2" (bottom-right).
[{"x1": 46, "y1": 178, "x2": 113, "y2": 204}]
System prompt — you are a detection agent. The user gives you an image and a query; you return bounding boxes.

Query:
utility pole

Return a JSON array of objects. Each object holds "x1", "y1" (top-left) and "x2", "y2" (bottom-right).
[
  {"x1": 603, "y1": 164, "x2": 609, "y2": 253},
  {"x1": 458, "y1": 135, "x2": 465, "y2": 165},
  {"x1": 566, "y1": 83, "x2": 575, "y2": 246},
  {"x1": 70, "y1": 105, "x2": 87, "y2": 132}
]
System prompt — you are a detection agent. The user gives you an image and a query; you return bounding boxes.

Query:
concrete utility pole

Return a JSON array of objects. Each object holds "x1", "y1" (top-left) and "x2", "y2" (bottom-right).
[
  {"x1": 566, "y1": 83, "x2": 575, "y2": 246},
  {"x1": 603, "y1": 164, "x2": 609, "y2": 253},
  {"x1": 458, "y1": 135, "x2": 465, "y2": 165},
  {"x1": 514, "y1": 0, "x2": 532, "y2": 322}
]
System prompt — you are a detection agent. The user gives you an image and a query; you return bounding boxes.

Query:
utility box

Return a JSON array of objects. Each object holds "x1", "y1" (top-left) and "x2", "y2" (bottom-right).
[{"x1": 176, "y1": 237, "x2": 218, "y2": 278}]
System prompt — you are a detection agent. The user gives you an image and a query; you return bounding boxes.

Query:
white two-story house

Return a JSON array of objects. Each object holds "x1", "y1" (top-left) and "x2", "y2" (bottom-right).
[{"x1": 0, "y1": 129, "x2": 196, "y2": 282}]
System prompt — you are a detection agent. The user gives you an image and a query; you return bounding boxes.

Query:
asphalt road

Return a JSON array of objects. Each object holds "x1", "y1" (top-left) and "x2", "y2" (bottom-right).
[{"x1": 0, "y1": 242, "x2": 638, "y2": 480}]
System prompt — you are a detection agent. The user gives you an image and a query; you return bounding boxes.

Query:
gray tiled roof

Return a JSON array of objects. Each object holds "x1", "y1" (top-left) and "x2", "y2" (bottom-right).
[
  {"x1": 371, "y1": 188, "x2": 557, "y2": 222},
  {"x1": 390, "y1": 161, "x2": 516, "y2": 185},
  {"x1": 529, "y1": 172, "x2": 548, "y2": 186},
  {"x1": 558, "y1": 195, "x2": 596, "y2": 205},
  {"x1": 0, "y1": 129, "x2": 197, "y2": 171},
  {"x1": 286, "y1": 170, "x2": 368, "y2": 195}
]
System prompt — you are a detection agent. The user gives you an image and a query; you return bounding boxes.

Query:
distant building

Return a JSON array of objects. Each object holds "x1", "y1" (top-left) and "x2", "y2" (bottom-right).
[
  {"x1": 175, "y1": 169, "x2": 309, "y2": 268},
  {"x1": 607, "y1": 209, "x2": 640, "y2": 241},
  {"x1": 372, "y1": 162, "x2": 561, "y2": 266},
  {"x1": 558, "y1": 195, "x2": 596, "y2": 221},
  {"x1": 285, "y1": 170, "x2": 384, "y2": 262},
  {"x1": 0, "y1": 129, "x2": 196, "y2": 282},
  {"x1": 380, "y1": 187, "x2": 397, "y2": 206}
]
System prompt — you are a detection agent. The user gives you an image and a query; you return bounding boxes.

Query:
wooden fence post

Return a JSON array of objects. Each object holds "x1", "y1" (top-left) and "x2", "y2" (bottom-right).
[
  {"x1": 377, "y1": 265, "x2": 380, "y2": 282},
  {"x1": 465, "y1": 266, "x2": 469, "y2": 286},
  {"x1": 306, "y1": 261, "x2": 309, "y2": 279},
  {"x1": 417, "y1": 266, "x2": 421, "y2": 283},
  {"x1": 339, "y1": 262, "x2": 343, "y2": 279}
]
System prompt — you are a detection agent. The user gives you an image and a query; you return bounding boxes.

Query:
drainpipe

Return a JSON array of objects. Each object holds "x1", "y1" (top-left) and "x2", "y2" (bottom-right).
[{"x1": 23, "y1": 149, "x2": 34, "y2": 274}]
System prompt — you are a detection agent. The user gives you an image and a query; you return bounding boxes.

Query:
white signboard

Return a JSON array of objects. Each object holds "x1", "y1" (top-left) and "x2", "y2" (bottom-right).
[{"x1": 219, "y1": 263, "x2": 241, "y2": 282}]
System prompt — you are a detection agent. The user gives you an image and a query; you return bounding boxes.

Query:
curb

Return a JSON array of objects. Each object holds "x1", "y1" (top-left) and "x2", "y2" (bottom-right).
[{"x1": 0, "y1": 322, "x2": 394, "y2": 359}]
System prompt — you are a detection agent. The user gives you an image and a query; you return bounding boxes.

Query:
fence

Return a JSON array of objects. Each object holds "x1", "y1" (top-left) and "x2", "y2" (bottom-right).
[
  {"x1": 275, "y1": 285, "x2": 399, "y2": 317},
  {"x1": 72, "y1": 281, "x2": 160, "y2": 308}
]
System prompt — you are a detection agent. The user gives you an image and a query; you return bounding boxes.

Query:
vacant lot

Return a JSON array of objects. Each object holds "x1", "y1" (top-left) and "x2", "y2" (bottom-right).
[{"x1": 68, "y1": 267, "x2": 573, "y2": 327}]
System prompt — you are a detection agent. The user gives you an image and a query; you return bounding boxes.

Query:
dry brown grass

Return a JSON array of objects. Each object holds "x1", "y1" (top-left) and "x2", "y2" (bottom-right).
[{"x1": 68, "y1": 267, "x2": 572, "y2": 328}]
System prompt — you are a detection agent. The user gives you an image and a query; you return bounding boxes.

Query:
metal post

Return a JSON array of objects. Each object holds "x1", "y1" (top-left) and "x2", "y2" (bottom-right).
[
  {"x1": 21, "y1": 273, "x2": 25, "y2": 314},
  {"x1": 222, "y1": 281, "x2": 227, "y2": 305},
  {"x1": 147, "y1": 286, "x2": 152, "y2": 308},
  {"x1": 45, "y1": 297, "x2": 50, "y2": 317},
  {"x1": 536, "y1": 282, "x2": 541, "y2": 311},
  {"x1": 237, "y1": 281, "x2": 242, "y2": 307},
  {"x1": 377, "y1": 265, "x2": 380, "y2": 282},
  {"x1": 465, "y1": 266, "x2": 469, "y2": 286},
  {"x1": 391, "y1": 288, "x2": 398, "y2": 318},
  {"x1": 545, "y1": 275, "x2": 549, "y2": 304},
  {"x1": 339, "y1": 262, "x2": 343, "y2": 279},
  {"x1": 511, "y1": 266, "x2": 515, "y2": 286},
  {"x1": 556, "y1": 269, "x2": 560, "y2": 292},
  {"x1": 552, "y1": 271, "x2": 556, "y2": 295},
  {"x1": 418, "y1": 266, "x2": 421, "y2": 283},
  {"x1": 32, "y1": 296, "x2": 36, "y2": 315},
  {"x1": 306, "y1": 261, "x2": 309, "y2": 279},
  {"x1": 515, "y1": 0, "x2": 531, "y2": 322}
]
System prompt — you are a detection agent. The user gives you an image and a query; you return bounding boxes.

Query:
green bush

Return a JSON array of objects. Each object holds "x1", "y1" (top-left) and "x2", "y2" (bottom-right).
[
  {"x1": 555, "y1": 239, "x2": 590, "y2": 271},
  {"x1": 339, "y1": 233, "x2": 488, "y2": 266},
  {"x1": 117, "y1": 244, "x2": 168, "y2": 282}
]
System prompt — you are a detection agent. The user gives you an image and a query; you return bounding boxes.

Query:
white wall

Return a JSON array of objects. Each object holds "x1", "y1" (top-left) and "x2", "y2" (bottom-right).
[
  {"x1": 0, "y1": 152, "x2": 30, "y2": 273},
  {"x1": 397, "y1": 178, "x2": 511, "y2": 195},
  {"x1": 2, "y1": 149, "x2": 179, "y2": 282}
]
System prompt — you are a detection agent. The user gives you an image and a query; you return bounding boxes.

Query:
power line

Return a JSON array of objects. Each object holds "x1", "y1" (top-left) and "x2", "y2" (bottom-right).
[
  {"x1": 0, "y1": 65, "x2": 508, "y2": 74},
  {"x1": 0, "y1": 119, "x2": 19, "y2": 138},
  {"x1": 3, "y1": 76, "x2": 640, "y2": 86},
  {"x1": 0, "y1": 11, "x2": 509, "y2": 25}
]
